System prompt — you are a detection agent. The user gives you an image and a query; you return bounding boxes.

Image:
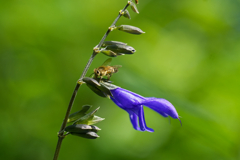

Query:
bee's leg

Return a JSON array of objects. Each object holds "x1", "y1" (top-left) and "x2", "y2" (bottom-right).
[{"x1": 106, "y1": 74, "x2": 112, "y2": 80}]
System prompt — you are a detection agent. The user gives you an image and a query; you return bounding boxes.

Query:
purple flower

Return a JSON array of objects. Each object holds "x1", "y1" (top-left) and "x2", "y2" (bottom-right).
[{"x1": 110, "y1": 87, "x2": 181, "y2": 132}]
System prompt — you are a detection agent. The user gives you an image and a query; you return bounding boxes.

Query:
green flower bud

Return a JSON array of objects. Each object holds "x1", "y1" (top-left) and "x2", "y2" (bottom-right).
[
  {"x1": 130, "y1": 2, "x2": 139, "y2": 14},
  {"x1": 65, "y1": 124, "x2": 92, "y2": 133},
  {"x1": 105, "y1": 44, "x2": 136, "y2": 55},
  {"x1": 123, "y1": 9, "x2": 131, "y2": 19},
  {"x1": 85, "y1": 115, "x2": 105, "y2": 125},
  {"x1": 83, "y1": 77, "x2": 113, "y2": 97},
  {"x1": 83, "y1": 77, "x2": 101, "y2": 87},
  {"x1": 102, "y1": 41, "x2": 127, "y2": 47},
  {"x1": 71, "y1": 132, "x2": 99, "y2": 139},
  {"x1": 117, "y1": 25, "x2": 145, "y2": 35},
  {"x1": 86, "y1": 83, "x2": 108, "y2": 97},
  {"x1": 75, "y1": 115, "x2": 105, "y2": 125},
  {"x1": 65, "y1": 124, "x2": 101, "y2": 135},
  {"x1": 90, "y1": 125, "x2": 101, "y2": 132},
  {"x1": 100, "y1": 49, "x2": 118, "y2": 57}
]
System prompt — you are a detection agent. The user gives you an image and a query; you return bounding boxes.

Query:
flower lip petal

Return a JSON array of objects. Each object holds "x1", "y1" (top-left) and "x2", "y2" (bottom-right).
[
  {"x1": 138, "y1": 105, "x2": 154, "y2": 132},
  {"x1": 140, "y1": 98, "x2": 179, "y2": 119},
  {"x1": 126, "y1": 109, "x2": 141, "y2": 131}
]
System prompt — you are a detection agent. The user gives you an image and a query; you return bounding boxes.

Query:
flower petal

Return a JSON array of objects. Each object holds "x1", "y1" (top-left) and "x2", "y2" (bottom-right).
[
  {"x1": 138, "y1": 105, "x2": 154, "y2": 132},
  {"x1": 110, "y1": 88, "x2": 142, "y2": 109},
  {"x1": 140, "y1": 97, "x2": 179, "y2": 119},
  {"x1": 126, "y1": 109, "x2": 141, "y2": 131},
  {"x1": 124, "y1": 107, "x2": 154, "y2": 132}
]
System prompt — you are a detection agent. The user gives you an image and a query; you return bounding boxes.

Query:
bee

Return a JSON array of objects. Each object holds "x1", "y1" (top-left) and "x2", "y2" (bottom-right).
[
  {"x1": 135, "y1": 0, "x2": 139, "y2": 4},
  {"x1": 93, "y1": 58, "x2": 122, "y2": 81}
]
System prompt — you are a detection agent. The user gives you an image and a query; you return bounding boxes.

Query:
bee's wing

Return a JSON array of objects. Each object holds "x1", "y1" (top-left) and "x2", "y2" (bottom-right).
[
  {"x1": 112, "y1": 65, "x2": 122, "y2": 73},
  {"x1": 112, "y1": 65, "x2": 122, "y2": 69},
  {"x1": 101, "y1": 58, "x2": 112, "y2": 66}
]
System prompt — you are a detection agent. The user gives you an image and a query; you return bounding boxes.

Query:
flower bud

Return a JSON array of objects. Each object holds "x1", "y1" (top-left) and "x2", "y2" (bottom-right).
[
  {"x1": 83, "y1": 77, "x2": 101, "y2": 87},
  {"x1": 86, "y1": 83, "x2": 108, "y2": 97},
  {"x1": 83, "y1": 77, "x2": 113, "y2": 97},
  {"x1": 71, "y1": 132, "x2": 99, "y2": 139},
  {"x1": 123, "y1": 9, "x2": 131, "y2": 19},
  {"x1": 90, "y1": 125, "x2": 101, "y2": 132},
  {"x1": 101, "y1": 41, "x2": 127, "y2": 47},
  {"x1": 65, "y1": 107, "x2": 103, "y2": 139},
  {"x1": 100, "y1": 49, "x2": 118, "y2": 57},
  {"x1": 65, "y1": 124, "x2": 92, "y2": 133},
  {"x1": 117, "y1": 25, "x2": 145, "y2": 35},
  {"x1": 87, "y1": 115, "x2": 105, "y2": 125},
  {"x1": 105, "y1": 44, "x2": 136, "y2": 55},
  {"x1": 130, "y1": 2, "x2": 139, "y2": 14}
]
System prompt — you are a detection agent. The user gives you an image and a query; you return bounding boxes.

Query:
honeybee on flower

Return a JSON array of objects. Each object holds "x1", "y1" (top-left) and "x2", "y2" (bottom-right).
[{"x1": 93, "y1": 58, "x2": 122, "y2": 81}]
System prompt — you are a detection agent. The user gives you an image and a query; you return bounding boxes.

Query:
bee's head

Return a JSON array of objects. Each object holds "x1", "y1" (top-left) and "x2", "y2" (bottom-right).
[{"x1": 94, "y1": 68, "x2": 101, "y2": 76}]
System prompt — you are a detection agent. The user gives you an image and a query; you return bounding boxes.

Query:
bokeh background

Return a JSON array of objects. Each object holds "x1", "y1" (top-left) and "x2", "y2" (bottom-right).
[{"x1": 1, "y1": 0, "x2": 240, "y2": 159}]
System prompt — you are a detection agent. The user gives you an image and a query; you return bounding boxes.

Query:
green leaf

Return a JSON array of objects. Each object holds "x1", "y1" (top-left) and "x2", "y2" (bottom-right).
[{"x1": 73, "y1": 107, "x2": 104, "y2": 125}]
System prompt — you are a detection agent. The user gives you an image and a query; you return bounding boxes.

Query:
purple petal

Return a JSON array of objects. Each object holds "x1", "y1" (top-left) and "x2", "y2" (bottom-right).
[
  {"x1": 126, "y1": 110, "x2": 141, "y2": 131},
  {"x1": 157, "y1": 111, "x2": 169, "y2": 117},
  {"x1": 125, "y1": 107, "x2": 154, "y2": 132},
  {"x1": 110, "y1": 94, "x2": 124, "y2": 108},
  {"x1": 110, "y1": 88, "x2": 142, "y2": 109},
  {"x1": 138, "y1": 105, "x2": 154, "y2": 132},
  {"x1": 141, "y1": 97, "x2": 179, "y2": 119}
]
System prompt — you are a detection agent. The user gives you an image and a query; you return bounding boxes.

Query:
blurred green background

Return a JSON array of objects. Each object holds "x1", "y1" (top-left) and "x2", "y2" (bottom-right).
[{"x1": 1, "y1": 0, "x2": 240, "y2": 159}]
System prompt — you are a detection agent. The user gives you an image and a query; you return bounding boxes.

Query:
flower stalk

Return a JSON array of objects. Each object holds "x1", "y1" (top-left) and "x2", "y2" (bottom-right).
[{"x1": 53, "y1": 1, "x2": 133, "y2": 160}]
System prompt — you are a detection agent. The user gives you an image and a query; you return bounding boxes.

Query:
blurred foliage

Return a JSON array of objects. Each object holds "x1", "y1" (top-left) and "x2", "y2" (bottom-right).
[{"x1": 0, "y1": 0, "x2": 240, "y2": 160}]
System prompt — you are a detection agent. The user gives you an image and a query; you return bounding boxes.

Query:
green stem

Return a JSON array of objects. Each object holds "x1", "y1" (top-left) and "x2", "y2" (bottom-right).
[
  {"x1": 97, "y1": 1, "x2": 131, "y2": 48},
  {"x1": 53, "y1": 1, "x2": 131, "y2": 160}
]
